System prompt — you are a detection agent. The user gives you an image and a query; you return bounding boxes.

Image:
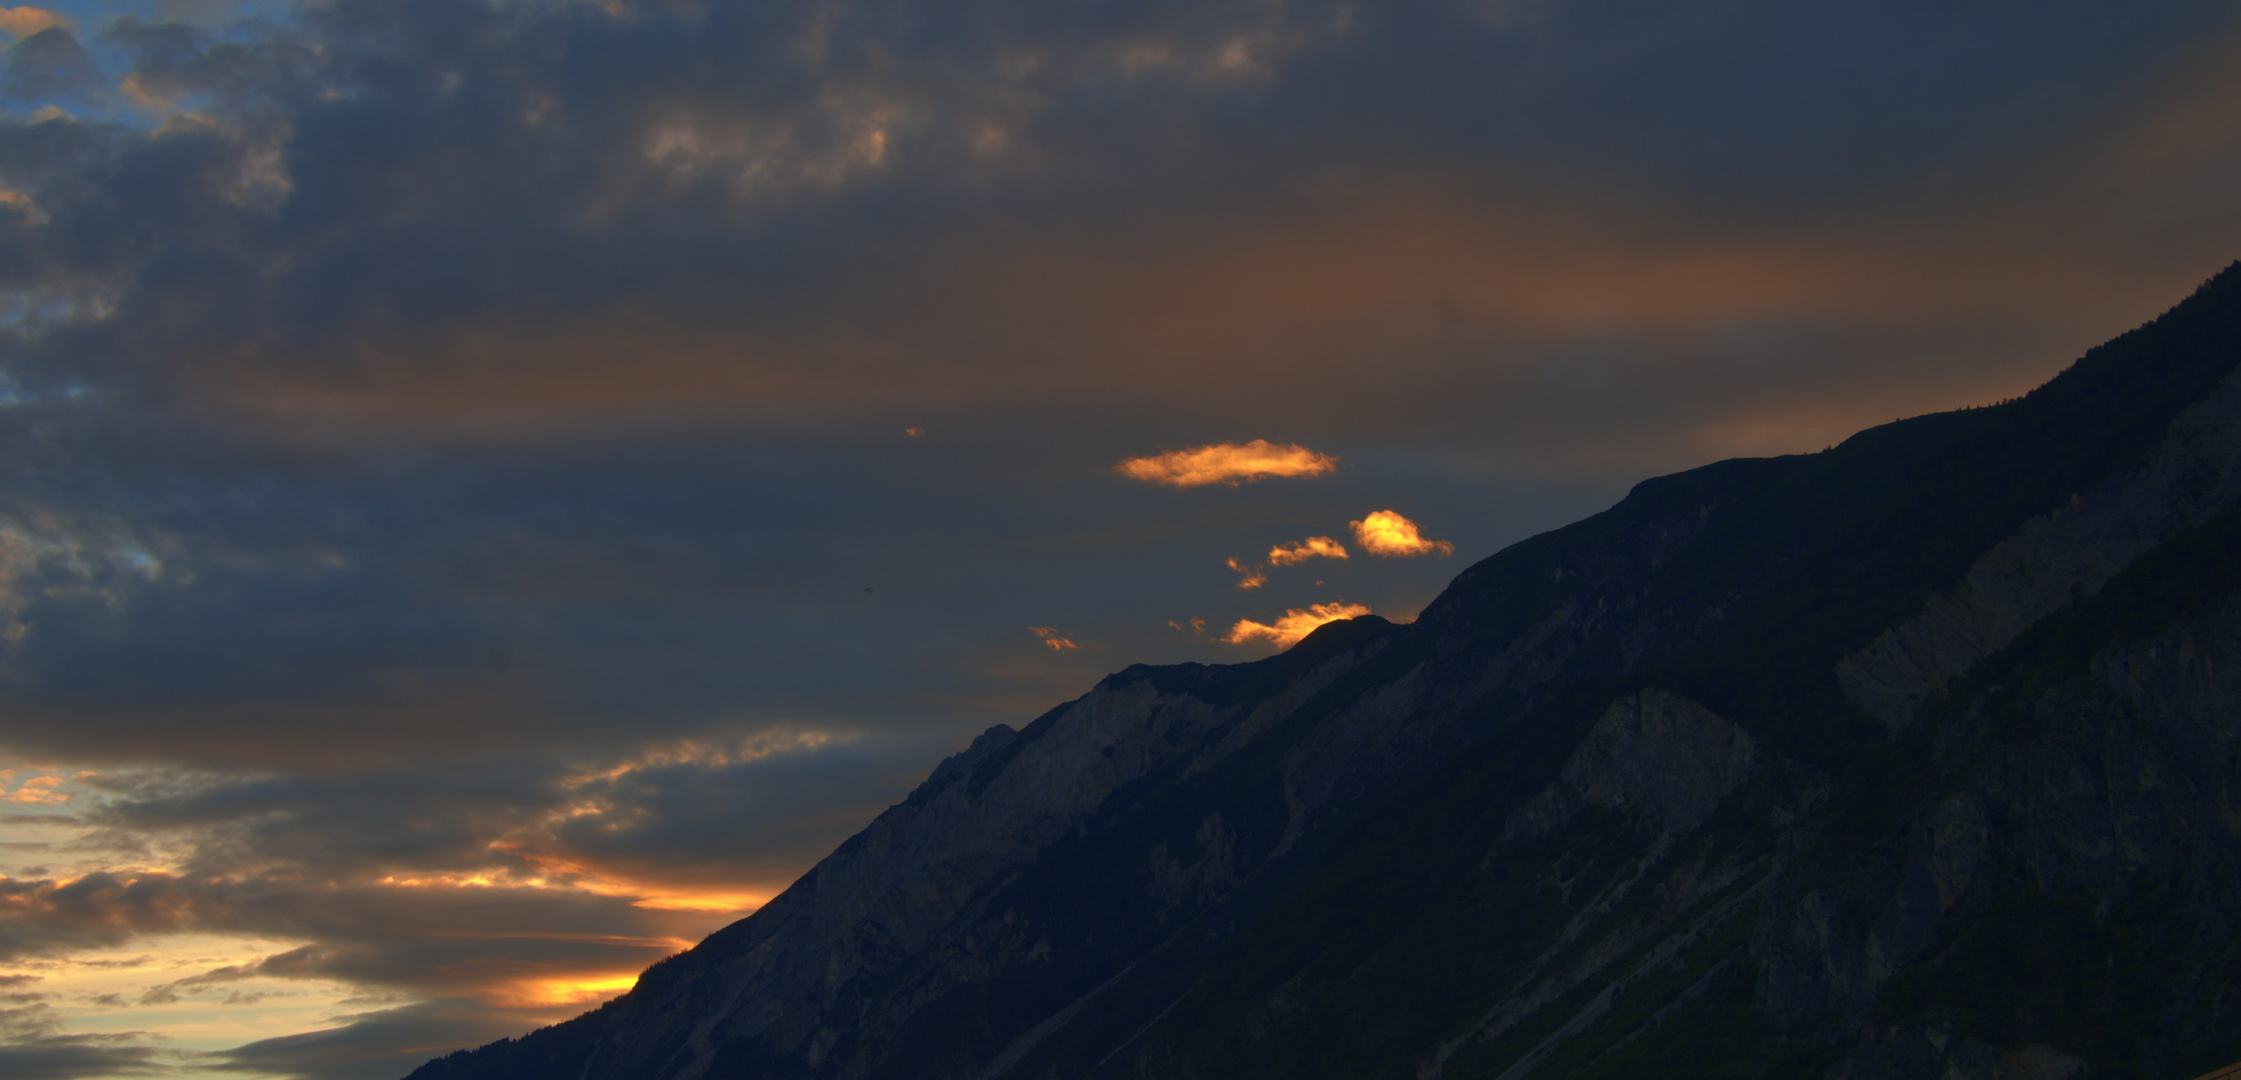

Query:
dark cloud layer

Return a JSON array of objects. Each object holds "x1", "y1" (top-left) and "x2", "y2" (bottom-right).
[
  {"x1": 0, "y1": 1001, "x2": 165, "y2": 1078},
  {"x1": 208, "y1": 999, "x2": 538, "y2": 1080},
  {"x1": 0, "y1": 0, "x2": 2237, "y2": 1074}
]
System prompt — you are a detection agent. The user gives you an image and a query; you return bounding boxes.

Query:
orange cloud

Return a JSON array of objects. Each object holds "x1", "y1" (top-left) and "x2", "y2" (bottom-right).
[
  {"x1": 0, "y1": 7, "x2": 65, "y2": 40},
  {"x1": 1223, "y1": 602, "x2": 1372, "y2": 648},
  {"x1": 496, "y1": 971, "x2": 644, "y2": 1010},
  {"x1": 1268, "y1": 535, "x2": 1347, "y2": 566},
  {"x1": 1028, "y1": 626, "x2": 1077, "y2": 651},
  {"x1": 1350, "y1": 510, "x2": 1453, "y2": 557},
  {"x1": 3, "y1": 773, "x2": 68, "y2": 805},
  {"x1": 630, "y1": 892, "x2": 764, "y2": 913},
  {"x1": 1115, "y1": 439, "x2": 1337, "y2": 487},
  {"x1": 904, "y1": 426, "x2": 924, "y2": 437},
  {"x1": 1226, "y1": 557, "x2": 1267, "y2": 589},
  {"x1": 1168, "y1": 616, "x2": 1208, "y2": 634}
]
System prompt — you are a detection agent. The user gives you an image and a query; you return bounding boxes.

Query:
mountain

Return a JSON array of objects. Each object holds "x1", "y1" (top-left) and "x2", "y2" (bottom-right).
[{"x1": 408, "y1": 263, "x2": 2241, "y2": 1080}]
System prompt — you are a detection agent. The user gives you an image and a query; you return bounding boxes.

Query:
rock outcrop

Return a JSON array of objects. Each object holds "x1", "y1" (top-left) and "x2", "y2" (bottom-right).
[{"x1": 1503, "y1": 689, "x2": 1758, "y2": 844}]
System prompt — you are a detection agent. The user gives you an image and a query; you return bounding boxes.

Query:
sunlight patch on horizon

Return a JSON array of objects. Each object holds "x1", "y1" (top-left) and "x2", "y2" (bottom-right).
[
  {"x1": 1223, "y1": 602, "x2": 1372, "y2": 648},
  {"x1": 497, "y1": 971, "x2": 643, "y2": 1010},
  {"x1": 0, "y1": 933, "x2": 365, "y2": 1054},
  {"x1": 630, "y1": 892, "x2": 765, "y2": 913},
  {"x1": 0, "y1": 750, "x2": 787, "y2": 1069}
]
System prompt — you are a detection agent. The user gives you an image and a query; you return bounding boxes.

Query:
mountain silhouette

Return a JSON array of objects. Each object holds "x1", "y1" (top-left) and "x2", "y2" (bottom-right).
[{"x1": 408, "y1": 263, "x2": 2241, "y2": 1080}]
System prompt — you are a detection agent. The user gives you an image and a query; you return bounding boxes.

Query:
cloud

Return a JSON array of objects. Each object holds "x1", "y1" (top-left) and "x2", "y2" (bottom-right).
[
  {"x1": 206, "y1": 998, "x2": 544, "y2": 1080},
  {"x1": 2, "y1": 776, "x2": 65, "y2": 805},
  {"x1": 0, "y1": 733, "x2": 950, "y2": 1030},
  {"x1": 1349, "y1": 511, "x2": 1454, "y2": 558},
  {"x1": 0, "y1": 0, "x2": 2217, "y2": 782},
  {"x1": 1026, "y1": 627, "x2": 1076, "y2": 651},
  {"x1": 0, "y1": 25, "x2": 96, "y2": 104},
  {"x1": 0, "y1": 8, "x2": 62, "y2": 41},
  {"x1": 1227, "y1": 536, "x2": 1344, "y2": 590},
  {"x1": 58, "y1": 733, "x2": 925, "y2": 903},
  {"x1": 1115, "y1": 441, "x2": 1339, "y2": 488},
  {"x1": 0, "y1": 871, "x2": 702, "y2": 1020},
  {"x1": 1266, "y1": 536, "x2": 1347, "y2": 566},
  {"x1": 1222, "y1": 602, "x2": 1373, "y2": 648},
  {"x1": 138, "y1": 959, "x2": 258, "y2": 1005},
  {"x1": 0, "y1": 1002, "x2": 168, "y2": 1079}
]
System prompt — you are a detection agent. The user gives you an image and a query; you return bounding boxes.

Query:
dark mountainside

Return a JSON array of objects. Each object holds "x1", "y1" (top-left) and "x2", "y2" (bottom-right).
[{"x1": 412, "y1": 264, "x2": 2241, "y2": 1080}]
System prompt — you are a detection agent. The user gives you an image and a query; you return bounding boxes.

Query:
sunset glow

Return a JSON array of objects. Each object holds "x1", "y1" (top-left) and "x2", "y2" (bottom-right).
[
  {"x1": 631, "y1": 893, "x2": 767, "y2": 913},
  {"x1": 497, "y1": 973, "x2": 647, "y2": 1009},
  {"x1": 0, "y1": 7, "x2": 64, "y2": 41},
  {"x1": 0, "y1": 773, "x2": 67, "y2": 804},
  {"x1": 1350, "y1": 511, "x2": 1455, "y2": 558},
  {"x1": 1116, "y1": 441, "x2": 1339, "y2": 488},
  {"x1": 1224, "y1": 603, "x2": 1375, "y2": 648},
  {"x1": 1028, "y1": 626, "x2": 1079, "y2": 651},
  {"x1": 1267, "y1": 536, "x2": 1348, "y2": 566}
]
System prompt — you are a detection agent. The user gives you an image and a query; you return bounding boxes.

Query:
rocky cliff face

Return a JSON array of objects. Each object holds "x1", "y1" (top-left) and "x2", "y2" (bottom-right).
[
  {"x1": 1838, "y1": 365, "x2": 2241, "y2": 734},
  {"x1": 408, "y1": 266, "x2": 2241, "y2": 1080},
  {"x1": 1762, "y1": 519, "x2": 2241, "y2": 1080}
]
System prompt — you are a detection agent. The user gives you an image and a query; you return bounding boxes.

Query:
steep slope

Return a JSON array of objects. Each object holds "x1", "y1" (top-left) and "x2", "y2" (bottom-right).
[{"x1": 407, "y1": 262, "x2": 2241, "y2": 1080}]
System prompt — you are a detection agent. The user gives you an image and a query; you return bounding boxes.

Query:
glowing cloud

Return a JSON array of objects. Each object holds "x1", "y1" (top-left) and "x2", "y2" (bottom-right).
[
  {"x1": 1028, "y1": 626, "x2": 1077, "y2": 651},
  {"x1": 1116, "y1": 440, "x2": 1337, "y2": 487},
  {"x1": 1268, "y1": 535, "x2": 1348, "y2": 566},
  {"x1": 0, "y1": 7, "x2": 64, "y2": 40},
  {"x1": 556, "y1": 729, "x2": 844, "y2": 789},
  {"x1": 1223, "y1": 602, "x2": 1372, "y2": 648},
  {"x1": 2, "y1": 773, "x2": 68, "y2": 804},
  {"x1": 1168, "y1": 617, "x2": 1208, "y2": 635},
  {"x1": 1226, "y1": 557, "x2": 1267, "y2": 589},
  {"x1": 904, "y1": 427, "x2": 925, "y2": 437},
  {"x1": 1350, "y1": 510, "x2": 1454, "y2": 558},
  {"x1": 631, "y1": 892, "x2": 764, "y2": 913},
  {"x1": 498, "y1": 972, "x2": 644, "y2": 1009}
]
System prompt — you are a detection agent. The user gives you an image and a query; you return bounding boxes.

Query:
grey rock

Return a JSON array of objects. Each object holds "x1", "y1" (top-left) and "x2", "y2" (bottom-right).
[{"x1": 1503, "y1": 688, "x2": 1759, "y2": 844}]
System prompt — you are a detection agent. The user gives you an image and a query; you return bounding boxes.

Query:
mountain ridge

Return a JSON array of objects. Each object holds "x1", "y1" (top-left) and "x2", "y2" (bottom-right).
[{"x1": 408, "y1": 262, "x2": 2241, "y2": 1080}]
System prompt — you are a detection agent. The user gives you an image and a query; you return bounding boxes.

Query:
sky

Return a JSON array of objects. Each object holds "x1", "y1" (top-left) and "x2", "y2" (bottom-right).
[{"x1": 0, "y1": 0, "x2": 2235, "y2": 1076}]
